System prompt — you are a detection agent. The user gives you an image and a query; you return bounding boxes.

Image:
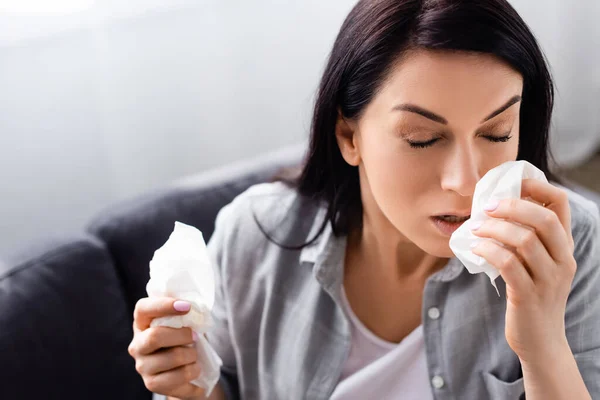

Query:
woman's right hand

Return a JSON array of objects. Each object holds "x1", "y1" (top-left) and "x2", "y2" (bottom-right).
[{"x1": 128, "y1": 297, "x2": 208, "y2": 400}]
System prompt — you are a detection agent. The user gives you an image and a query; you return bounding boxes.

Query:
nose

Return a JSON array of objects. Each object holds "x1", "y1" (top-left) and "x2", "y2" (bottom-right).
[{"x1": 440, "y1": 143, "x2": 481, "y2": 197}]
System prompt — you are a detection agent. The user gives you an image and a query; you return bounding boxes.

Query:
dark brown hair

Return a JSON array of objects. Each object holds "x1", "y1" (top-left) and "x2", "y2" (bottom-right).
[{"x1": 264, "y1": 0, "x2": 557, "y2": 248}]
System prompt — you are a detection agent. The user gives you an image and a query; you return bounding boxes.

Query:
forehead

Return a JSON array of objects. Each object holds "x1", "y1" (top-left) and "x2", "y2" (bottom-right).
[{"x1": 370, "y1": 49, "x2": 524, "y2": 125}]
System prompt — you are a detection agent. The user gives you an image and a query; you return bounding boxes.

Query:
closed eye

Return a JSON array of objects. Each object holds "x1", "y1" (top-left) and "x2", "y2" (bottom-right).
[
  {"x1": 483, "y1": 134, "x2": 513, "y2": 143},
  {"x1": 407, "y1": 138, "x2": 440, "y2": 148},
  {"x1": 407, "y1": 134, "x2": 513, "y2": 149}
]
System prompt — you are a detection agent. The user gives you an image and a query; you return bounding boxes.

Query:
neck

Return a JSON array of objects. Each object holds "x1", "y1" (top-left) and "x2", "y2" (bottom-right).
[{"x1": 347, "y1": 211, "x2": 448, "y2": 282}]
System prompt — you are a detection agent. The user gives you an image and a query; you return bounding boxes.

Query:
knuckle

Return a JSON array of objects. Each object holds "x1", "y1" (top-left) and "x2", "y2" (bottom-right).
[
  {"x1": 128, "y1": 341, "x2": 137, "y2": 357},
  {"x1": 543, "y1": 212, "x2": 558, "y2": 229},
  {"x1": 172, "y1": 347, "x2": 187, "y2": 366},
  {"x1": 184, "y1": 363, "x2": 201, "y2": 381},
  {"x1": 144, "y1": 329, "x2": 160, "y2": 351},
  {"x1": 182, "y1": 347, "x2": 197, "y2": 365},
  {"x1": 133, "y1": 307, "x2": 141, "y2": 323},
  {"x1": 135, "y1": 359, "x2": 145, "y2": 374},
  {"x1": 133, "y1": 299, "x2": 145, "y2": 322},
  {"x1": 185, "y1": 347, "x2": 198, "y2": 364},
  {"x1": 520, "y1": 231, "x2": 537, "y2": 251},
  {"x1": 566, "y1": 258, "x2": 577, "y2": 275},
  {"x1": 557, "y1": 189, "x2": 569, "y2": 204},
  {"x1": 144, "y1": 375, "x2": 159, "y2": 392},
  {"x1": 508, "y1": 198, "x2": 519, "y2": 210},
  {"x1": 501, "y1": 252, "x2": 518, "y2": 270},
  {"x1": 189, "y1": 347, "x2": 199, "y2": 363},
  {"x1": 183, "y1": 365, "x2": 194, "y2": 381},
  {"x1": 569, "y1": 237, "x2": 576, "y2": 252}
]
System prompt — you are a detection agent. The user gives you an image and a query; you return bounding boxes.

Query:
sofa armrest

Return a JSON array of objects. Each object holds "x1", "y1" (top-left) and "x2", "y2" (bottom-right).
[{"x1": 0, "y1": 234, "x2": 150, "y2": 399}]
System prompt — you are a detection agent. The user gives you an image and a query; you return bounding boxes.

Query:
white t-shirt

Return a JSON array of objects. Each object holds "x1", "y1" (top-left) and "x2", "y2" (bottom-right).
[{"x1": 329, "y1": 287, "x2": 434, "y2": 400}]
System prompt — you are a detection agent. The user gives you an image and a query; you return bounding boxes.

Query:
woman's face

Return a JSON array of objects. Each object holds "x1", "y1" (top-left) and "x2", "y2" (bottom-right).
[{"x1": 337, "y1": 49, "x2": 523, "y2": 258}]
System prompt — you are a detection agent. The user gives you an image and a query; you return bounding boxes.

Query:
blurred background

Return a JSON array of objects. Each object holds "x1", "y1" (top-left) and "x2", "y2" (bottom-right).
[{"x1": 1, "y1": 0, "x2": 599, "y2": 256}]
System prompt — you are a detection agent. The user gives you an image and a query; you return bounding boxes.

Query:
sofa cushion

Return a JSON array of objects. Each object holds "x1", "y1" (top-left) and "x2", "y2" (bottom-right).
[{"x1": 0, "y1": 234, "x2": 149, "y2": 399}]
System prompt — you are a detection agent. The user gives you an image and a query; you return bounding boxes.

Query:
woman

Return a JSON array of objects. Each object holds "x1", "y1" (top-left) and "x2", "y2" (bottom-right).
[{"x1": 128, "y1": 0, "x2": 600, "y2": 398}]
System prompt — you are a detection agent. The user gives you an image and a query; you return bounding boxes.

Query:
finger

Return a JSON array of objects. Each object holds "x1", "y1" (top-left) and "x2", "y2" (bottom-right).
[
  {"x1": 485, "y1": 196, "x2": 573, "y2": 263},
  {"x1": 521, "y1": 179, "x2": 572, "y2": 236},
  {"x1": 472, "y1": 239, "x2": 534, "y2": 296},
  {"x1": 143, "y1": 362, "x2": 202, "y2": 395},
  {"x1": 132, "y1": 327, "x2": 196, "y2": 356},
  {"x1": 472, "y1": 219, "x2": 555, "y2": 281},
  {"x1": 136, "y1": 345, "x2": 198, "y2": 375},
  {"x1": 133, "y1": 297, "x2": 191, "y2": 332}
]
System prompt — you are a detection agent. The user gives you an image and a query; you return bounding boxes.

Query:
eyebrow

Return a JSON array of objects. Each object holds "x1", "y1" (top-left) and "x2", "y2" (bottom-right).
[{"x1": 391, "y1": 95, "x2": 522, "y2": 125}]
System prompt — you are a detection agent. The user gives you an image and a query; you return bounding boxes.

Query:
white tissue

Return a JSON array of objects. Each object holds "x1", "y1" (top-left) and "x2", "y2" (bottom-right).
[
  {"x1": 146, "y1": 221, "x2": 223, "y2": 395},
  {"x1": 449, "y1": 160, "x2": 548, "y2": 295}
]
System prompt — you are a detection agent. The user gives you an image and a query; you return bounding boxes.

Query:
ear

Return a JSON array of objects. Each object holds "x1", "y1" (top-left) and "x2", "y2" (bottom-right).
[{"x1": 334, "y1": 109, "x2": 361, "y2": 166}]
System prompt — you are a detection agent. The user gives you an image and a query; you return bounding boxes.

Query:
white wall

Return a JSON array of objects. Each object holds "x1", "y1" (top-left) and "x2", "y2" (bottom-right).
[
  {"x1": 0, "y1": 0, "x2": 598, "y2": 256},
  {"x1": 509, "y1": 0, "x2": 600, "y2": 166},
  {"x1": 0, "y1": 1, "x2": 356, "y2": 255}
]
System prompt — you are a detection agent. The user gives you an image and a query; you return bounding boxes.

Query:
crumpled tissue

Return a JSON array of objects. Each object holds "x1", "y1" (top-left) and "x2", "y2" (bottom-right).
[
  {"x1": 449, "y1": 160, "x2": 548, "y2": 295},
  {"x1": 146, "y1": 221, "x2": 223, "y2": 395}
]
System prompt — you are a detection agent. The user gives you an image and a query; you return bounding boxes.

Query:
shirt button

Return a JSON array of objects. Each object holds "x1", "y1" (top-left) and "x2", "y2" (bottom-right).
[
  {"x1": 431, "y1": 375, "x2": 445, "y2": 389},
  {"x1": 427, "y1": 307, "x2": 441, "y2": 320}
]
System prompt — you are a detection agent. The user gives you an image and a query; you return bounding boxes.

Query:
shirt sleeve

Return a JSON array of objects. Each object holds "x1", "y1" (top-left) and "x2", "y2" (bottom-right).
[
  {"x1": 206, "y1": 202, "x2": 241, "y2": 400},
  {"x1": 565, "y1": 200, "x2": 600, "y2": 396}
]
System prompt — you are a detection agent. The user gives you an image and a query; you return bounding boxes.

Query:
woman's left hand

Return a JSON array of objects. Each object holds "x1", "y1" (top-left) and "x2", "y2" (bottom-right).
[{"x1": 470, "y1": 178, "x2": 576, "y2": 364}]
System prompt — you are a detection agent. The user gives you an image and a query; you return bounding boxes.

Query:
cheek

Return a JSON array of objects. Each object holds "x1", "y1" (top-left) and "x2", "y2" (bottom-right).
[
  {"x1": 482, "y1": 137, "x2": 520, "y2": 171},
  {"x1": 361, "y1": 137, "x2": 433, "y2": 221},
  {"x1": 361, "y1": 146, "x2": 451, "y2": 255}
]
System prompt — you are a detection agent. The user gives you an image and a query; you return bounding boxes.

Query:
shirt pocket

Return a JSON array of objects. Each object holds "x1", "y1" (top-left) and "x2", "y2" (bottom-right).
[{"x1": 482, "y1": 371, "x2": 525, "y2": 400}]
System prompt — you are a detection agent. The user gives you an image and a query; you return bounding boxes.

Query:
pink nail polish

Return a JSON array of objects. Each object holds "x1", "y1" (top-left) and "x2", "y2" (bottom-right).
[
  {"x1": 173, "y1": 301, "x2": 191, "y2": 312},
  {"x1": 192, "y1": 331, "x2": 199, "y2": 342},
  {"x1": 484, "y1": 200, "x2": 499, "y2": 212}
]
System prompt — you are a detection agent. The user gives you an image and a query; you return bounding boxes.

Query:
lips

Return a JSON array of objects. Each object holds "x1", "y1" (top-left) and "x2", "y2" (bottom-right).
[
  {"x1": 436, "y1": 215, "x2": 470, "y2": 223},
  {"x1": 431, "y1": 214, "x2": 471, "y2": 236}
]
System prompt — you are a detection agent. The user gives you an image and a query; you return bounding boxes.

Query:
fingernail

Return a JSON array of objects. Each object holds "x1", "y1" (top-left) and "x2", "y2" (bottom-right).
[
  {"x1": 484, "y1": 200, "x2": 499, "y2": 212},
  {"x1": 470, "y1": 221, "x2": 483, "y2": 231},
  {"x1": 470, "y1": 242, "x2": 478, "y2": 249},
  {"x1": 173, "y1": 301, "x2": 191, "y2": 312},
  {"x1": 192, "y1": 331, "x2": 199, "y2": 342}
]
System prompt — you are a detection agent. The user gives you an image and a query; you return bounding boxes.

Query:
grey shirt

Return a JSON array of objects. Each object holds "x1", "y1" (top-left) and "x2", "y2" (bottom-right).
[{"x1": 169, "y1": 181, "x2": 600, "y2": 400}]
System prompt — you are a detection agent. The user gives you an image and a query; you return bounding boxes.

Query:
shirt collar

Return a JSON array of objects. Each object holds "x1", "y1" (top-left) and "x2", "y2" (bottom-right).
[
  {"x1": 299, "y1": 206, "x2": 327, "y2": 265},
  {"x1": 300, "y1": 207, "x2": 465, "y2": 299}
]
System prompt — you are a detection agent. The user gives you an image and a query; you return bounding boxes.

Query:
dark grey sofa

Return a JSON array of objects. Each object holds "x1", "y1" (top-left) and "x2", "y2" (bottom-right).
[
  {"x1": 0, "y1": 143, "x2": 598, "y2": 399},
  {"x1": 0, "y1": 144, "x2": 305, "y2": 400}
]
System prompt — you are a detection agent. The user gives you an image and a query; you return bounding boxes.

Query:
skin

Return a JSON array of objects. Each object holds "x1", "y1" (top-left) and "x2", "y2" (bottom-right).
[
  {"x1": 337, "y1": 49, "x2": 590, "y2": 399},
  {"x1": 128, "y1": 49, "x2": 590, "y2": 399},
  {"x1": 338, "y1": 49, "x2": 524, "y2": 346},
  {"x1": 128, "y1": 298, "x2": 225, "y2": 400}
]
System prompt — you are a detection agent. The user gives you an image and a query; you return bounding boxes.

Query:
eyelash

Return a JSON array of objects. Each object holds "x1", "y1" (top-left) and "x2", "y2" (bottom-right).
[{"x1": 408, "y1": 134, "x2": 513, "y2": 149}]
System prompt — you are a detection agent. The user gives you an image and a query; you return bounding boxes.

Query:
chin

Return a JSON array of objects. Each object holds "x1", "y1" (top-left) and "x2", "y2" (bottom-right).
[{"x1": 425, "y1": 247, "x2": 455, "y2": 258}]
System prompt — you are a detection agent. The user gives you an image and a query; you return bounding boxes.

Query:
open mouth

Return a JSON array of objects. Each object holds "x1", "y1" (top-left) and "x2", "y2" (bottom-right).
[
  {"x1": 435, "y1": 215, "x2": 470, "y2": 223},
  {"x1": 431, "y1": 215, "x2": 471, "y2": 235}
]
